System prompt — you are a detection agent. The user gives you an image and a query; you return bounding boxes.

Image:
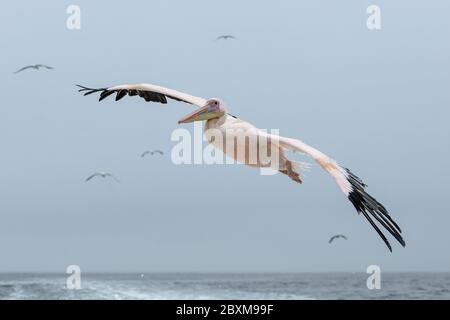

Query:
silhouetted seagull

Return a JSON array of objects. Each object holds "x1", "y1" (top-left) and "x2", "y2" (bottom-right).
[
  {"x1": 85, "y1": 172, "x2": 120, "y2": 183},
  {"x1": 328, "y1": 235, "x2": 348, "y2": 244},
  {"x1": 216, "y1": 35, "x2": 236, "y2": 41},
  {"x1": 14, "y1": 64, "x2": 54, "y2": 74},
  {"x1": 141, "y1": 150, "x2": 164, "y2": 157}
]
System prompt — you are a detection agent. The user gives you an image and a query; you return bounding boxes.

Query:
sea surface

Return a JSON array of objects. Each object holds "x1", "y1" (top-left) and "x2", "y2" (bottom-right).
[{"x1": 0, "y1": 273, "x2": 449, "y2": 300}]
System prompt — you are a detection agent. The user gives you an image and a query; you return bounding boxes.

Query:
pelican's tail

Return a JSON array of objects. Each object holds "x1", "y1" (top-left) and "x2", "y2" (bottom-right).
[{"x1": 291, "y1": 160, "x2": 313, "y2": 172}]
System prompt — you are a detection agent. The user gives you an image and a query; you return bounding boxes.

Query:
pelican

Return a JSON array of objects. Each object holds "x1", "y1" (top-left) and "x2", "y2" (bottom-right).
[
  {"x1": 328, "y1": 234, "x2": 348, "y2": 244},
  {"x1": 216, "y1": 35, "x2": 236, "y2": 41},
  {"x1": 14, "y1": 64, "x2": 54, "y2": 74},
  {"x1": 85, "y1": 172, "x2": 120, "y2": 183},
  {"x1": 77, "y1": 83, "x2": 405, "y2": 251},
  {"x1": 141, "y1": 150, "x2": 164, "y2": 157}
]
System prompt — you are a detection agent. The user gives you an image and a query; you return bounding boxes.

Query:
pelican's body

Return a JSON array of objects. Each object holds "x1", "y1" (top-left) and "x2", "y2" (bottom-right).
[
  {"x1": 204, "y1": 113, "x2": 302, "y2": 182},
  {"x1": 77, "y1": 82, "x2": 405, "y2": 251}
]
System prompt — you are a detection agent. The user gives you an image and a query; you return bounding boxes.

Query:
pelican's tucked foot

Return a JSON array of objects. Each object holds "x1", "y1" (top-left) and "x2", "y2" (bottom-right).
[{"x1": 280, "y1": 160, "x2": 302, "y2": 184}]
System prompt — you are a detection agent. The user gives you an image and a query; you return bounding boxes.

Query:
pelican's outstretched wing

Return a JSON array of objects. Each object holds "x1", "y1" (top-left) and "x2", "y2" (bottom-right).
[
  {"x1": 262, "y1": 132, "x2": 405, "y2": 252},
  {"x1": 76, "y1": 83, "x2": 206, "y2": 107}
]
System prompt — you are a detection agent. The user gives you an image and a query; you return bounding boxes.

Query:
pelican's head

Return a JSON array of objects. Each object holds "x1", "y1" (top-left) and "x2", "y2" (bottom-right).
[{"x1": 178, "y1": 98, "x2": 226, "y2": 124}]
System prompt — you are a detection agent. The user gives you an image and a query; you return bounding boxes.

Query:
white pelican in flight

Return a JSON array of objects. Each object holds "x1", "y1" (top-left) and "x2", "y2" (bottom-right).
[{"x1": 77, "y1": 83, "x2": 405, "y2": 251}]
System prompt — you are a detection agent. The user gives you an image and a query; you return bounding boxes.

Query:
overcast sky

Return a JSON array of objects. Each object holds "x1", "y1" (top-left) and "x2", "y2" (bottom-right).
[{"x1": 0, "y1": 0, "x2": 449, "y2": 272}]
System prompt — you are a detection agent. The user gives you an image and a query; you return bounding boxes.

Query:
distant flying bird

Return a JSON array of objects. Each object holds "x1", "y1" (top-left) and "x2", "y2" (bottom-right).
[
  {"x1": 141, "y1": 150, "x2": 164, "y2": 157},
  {"x1": 85, "y1": 172, "x2": 120, "y2": 183},
  {"x1": 77, "y1": 82, "x2": 406, "y2": 252},
  {"x1": 216, "y1": 35, "x2": 236, "y2": 41},
  {"x1": 328, "y1": 235, "x2": 348, "y2": 244},
  {"x1": 14, "y1": 64, "x2": 54, "y2": 74}
]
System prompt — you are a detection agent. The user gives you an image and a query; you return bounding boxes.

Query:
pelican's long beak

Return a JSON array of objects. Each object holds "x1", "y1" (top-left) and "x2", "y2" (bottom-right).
[{"x1": 178, "y1": 102, "x2": 223, "y2": 124}]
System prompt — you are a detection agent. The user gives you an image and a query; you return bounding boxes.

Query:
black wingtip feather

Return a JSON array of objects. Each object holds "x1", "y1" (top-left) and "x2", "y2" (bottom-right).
[
  {"x1": 346, "y1": 168, "x2": 405, "y2": 251},
  {"x1": 115, "y1": 90, "x2": 128, "y2": 101},
  {"x1": 76, "y1": 84, "x2": 108, "y2": 97},
  {"x1": 99, "y1": 90, "x2": 115, "y2": 101}
]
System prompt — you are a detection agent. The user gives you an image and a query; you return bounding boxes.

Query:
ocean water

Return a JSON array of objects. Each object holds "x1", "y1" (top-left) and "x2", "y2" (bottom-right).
[{"x1": 0, "y1": 273, "x2": 449, "y2": 300}]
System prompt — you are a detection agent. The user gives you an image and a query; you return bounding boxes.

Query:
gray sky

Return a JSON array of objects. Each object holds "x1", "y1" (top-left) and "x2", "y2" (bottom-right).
[{"x1": 0, "y1": 0, "x2": 449, "y2": 273}]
